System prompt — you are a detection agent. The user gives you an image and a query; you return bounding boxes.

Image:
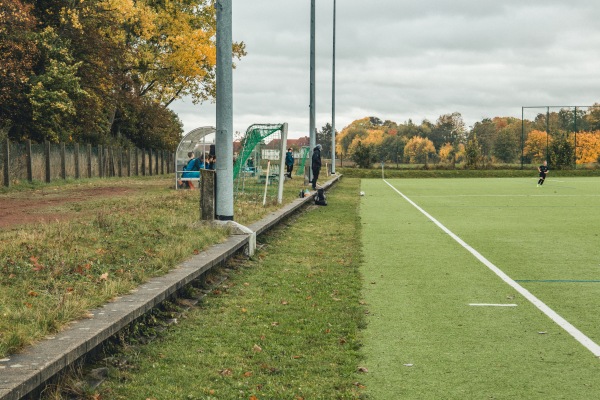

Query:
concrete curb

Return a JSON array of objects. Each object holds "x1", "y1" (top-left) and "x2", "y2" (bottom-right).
[{"x1": 0, "y1": 174, "x2": 341, "y2": 400}]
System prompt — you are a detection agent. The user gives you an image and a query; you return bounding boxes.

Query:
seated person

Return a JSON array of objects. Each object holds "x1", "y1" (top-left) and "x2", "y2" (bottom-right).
[
  {"x1": 178, "y1": 152, "x2": 202, "y2": 189},
  {"x1": 246, "y1": 157, "x2": 255, "y2": 175}
]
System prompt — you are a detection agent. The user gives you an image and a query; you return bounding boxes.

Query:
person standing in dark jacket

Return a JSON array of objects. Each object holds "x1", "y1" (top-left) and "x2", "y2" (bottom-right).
[
  {"x1": 285, "y1": 148, "x2": 294, "y2": 178},
  {"x1": 537, "y1": 160, "x2": 549, "y2": 186},
  {"x1": 311, "y1": 144, "x2": 322, "y2": 190}
]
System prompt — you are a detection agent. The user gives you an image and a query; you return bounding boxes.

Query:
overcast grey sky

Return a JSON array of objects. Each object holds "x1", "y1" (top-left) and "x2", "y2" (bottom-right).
[{"x1": 169, "y1": 0, "x2": 600, "y2": 138}]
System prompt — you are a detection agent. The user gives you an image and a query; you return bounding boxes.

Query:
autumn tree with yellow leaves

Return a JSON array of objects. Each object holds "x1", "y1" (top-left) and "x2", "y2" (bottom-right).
[
  {"x1": 0, "y1": 0, "x2": 245, "y2": 149},
  {"x1": 0, "y1": 0, "x2": 38, "y2": 134},
  {"x1": 335, "y1": 112, "x2": 600, "y2": 169},
  {"x1": 524, "y1": 130, "x2": 549, "y2": 163},
  {"x1": 575, "y1": 132, "x2": 600, "y2": 164},
  {"x1": 404, "y1": 136, "x2": 436, "y2": 165}
]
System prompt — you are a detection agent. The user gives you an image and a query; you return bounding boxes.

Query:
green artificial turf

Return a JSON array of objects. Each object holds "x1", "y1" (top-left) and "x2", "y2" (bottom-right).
[{"x1": 360, "y1": 177, "x2": 600, "y2": 399}]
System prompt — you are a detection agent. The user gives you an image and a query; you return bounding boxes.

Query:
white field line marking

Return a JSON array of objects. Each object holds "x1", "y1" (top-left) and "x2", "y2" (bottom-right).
[
  {"x1": 383, "y1": 179, "x2": 600, "y2": 358},
  {"x1": 469, "y1": 303, "x2": 517, "y2": 307}
]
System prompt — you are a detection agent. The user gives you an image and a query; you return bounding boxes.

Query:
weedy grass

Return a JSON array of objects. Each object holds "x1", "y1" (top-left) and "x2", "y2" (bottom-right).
[
  {"x1": 360, "y1": 177, "x2": 600, "y2": 399},
  {"x1": 0, "y1": 176, "x2": 311, "y2": 357},
  {"x1": 100, "y1": 178, "x2": 365, "y2": 400}
]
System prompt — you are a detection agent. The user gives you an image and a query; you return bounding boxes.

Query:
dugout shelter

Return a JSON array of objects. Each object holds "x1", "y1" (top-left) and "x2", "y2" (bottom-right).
[{"x1": 174, "y1": 126, "x2": 216, "y2": 189}]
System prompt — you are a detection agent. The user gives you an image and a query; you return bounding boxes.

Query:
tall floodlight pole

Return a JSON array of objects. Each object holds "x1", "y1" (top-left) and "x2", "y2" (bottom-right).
[
  {"x1": 521, "y1": 107, "x2": 524, "y2": 170},
  {"x1": 331, "y1": 0, "x2": 336, "y2": 174},
  {"x1": 215, "y1": 0, "x2": 234, "y2": 220},
  {"x1": 546, "y1": 107, "x2": 550, "y2": 163},
  {"x1": 309, "y1": 0, "x2": 316, "y2": 182},
  {"x1": 574, "y1": 106, "x2": 578, "y2": 169}
]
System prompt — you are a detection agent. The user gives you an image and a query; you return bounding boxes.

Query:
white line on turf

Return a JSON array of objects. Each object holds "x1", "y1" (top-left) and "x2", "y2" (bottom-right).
[
  {"x1": 383, "y1": 179, "x2": 600, "y2": 358},
  {"x1": 469, "y1": 304, "x2": 517, "y2": 307}
]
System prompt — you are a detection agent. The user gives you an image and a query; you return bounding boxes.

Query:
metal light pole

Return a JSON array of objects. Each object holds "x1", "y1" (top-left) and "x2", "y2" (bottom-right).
[
  {"x1": 521, "y1": 107, "x2": 524, "y2": 170},
  {"x1": 574, "y1": 106, "x2": 578, "y2": 169},
  {"x1": 546, "y1": 107, "x2": 550, "y2": 163},
  {"x1": 215, "y1": 0, "x2": 234, "y2": 220},
  {"x1": 309, "y1": 0, "x2": 316, "y2": 182},
  {"x1": 331, "y1": 0, "x2": 336, "y2": 174}
]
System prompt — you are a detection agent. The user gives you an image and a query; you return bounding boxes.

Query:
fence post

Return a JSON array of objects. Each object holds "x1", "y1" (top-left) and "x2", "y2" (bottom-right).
[
  {"x1": 155, "y1": 149, "x2": 159, "y2": 175},
  {"x1": 108, "y1": 146, "x2": 114, "y2": 177},
  {"x1": 141, "y1": 148, "x2": 146, "y2": 176},
  {"x1": 3, "y1": 138, "x2": 9, "y2": 187},
  {"x1": 45, "y1": 141, "x2": 51, "y2": 183},
  {"x1": 160, "y1": 150, "x2": 164, "y2": 175},
  {"x1": 113, "y1": 146, "x2": 116, "y2": 177},
  {"x1": 154, "y1": 150, "x2": 160, "y2": 175},
  {"x1": 118, "y1": 147, "x2": 123, "y2": 177},
  {"x1": 127, "y1": 147, "x2": 131, "y2": 177},
  {"x1": 74, "y1": 143, "x2": 80, "y2": 179},
  {"x1": 87, "y1": 144, "x2": 92, "y2": 178},
  {"x1": 106, "y1": 146, "x2": 111, "y2": 177},
  {"x1": 98, "y1": 145, "x2": 103, "y2": 178},
  {"x1": 26, "y1": 139, "x2": 33, "y2": 182},
  {"x1": 200, "y1": 169, "x2": 216, "y2": 220},
  {"x1": 60, "y1": 142, "x2": 66, "y2": 180}
]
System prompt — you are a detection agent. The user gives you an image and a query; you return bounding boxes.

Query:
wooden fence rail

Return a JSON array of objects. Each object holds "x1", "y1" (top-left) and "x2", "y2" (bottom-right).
[{"x1": 1, "y1": 138, "x2": 174, "y2": 187}]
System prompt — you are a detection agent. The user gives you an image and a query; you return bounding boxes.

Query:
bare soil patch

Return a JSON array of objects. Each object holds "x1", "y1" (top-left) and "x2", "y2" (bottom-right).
[{"x1": 0, "y1": 186, "x2": 136, "y2": 228}]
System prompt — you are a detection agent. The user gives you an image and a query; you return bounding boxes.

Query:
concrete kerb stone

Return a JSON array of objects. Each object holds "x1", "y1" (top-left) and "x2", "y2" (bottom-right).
[
  {"x1": 0, "y1": 174, "x2": 341, "y2": 400},
  {"x1": 215, "y1": 221, "x2": 256, "y2": 256}
]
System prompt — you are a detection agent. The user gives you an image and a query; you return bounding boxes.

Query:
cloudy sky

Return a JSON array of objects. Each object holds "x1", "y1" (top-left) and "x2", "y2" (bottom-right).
[{"x1": 170, "y1": 0, "x2": 600, "y2": 138}]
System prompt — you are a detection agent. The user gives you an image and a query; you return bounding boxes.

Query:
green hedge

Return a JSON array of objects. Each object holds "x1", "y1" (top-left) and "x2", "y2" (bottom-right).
[{"x1": 338, "y1": 167, "x2": 600, "y2": 179}]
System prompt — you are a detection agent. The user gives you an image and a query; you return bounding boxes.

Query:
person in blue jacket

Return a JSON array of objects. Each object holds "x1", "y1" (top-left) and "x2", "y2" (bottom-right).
[
  {"x1": 285, "y1": 148, "x2": 294, "y2": 178},
  {"x1": 178, "y1": 152, "x2": 201, "y2": 189}
]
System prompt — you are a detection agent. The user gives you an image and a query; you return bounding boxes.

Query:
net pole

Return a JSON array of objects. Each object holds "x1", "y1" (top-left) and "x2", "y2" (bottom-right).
[
  {"x1": 277, "y1": 123, "x2": 288, "y2": 204},
  {"x1": 262, "y1": 161, "x2": 271, "y2": 206}
]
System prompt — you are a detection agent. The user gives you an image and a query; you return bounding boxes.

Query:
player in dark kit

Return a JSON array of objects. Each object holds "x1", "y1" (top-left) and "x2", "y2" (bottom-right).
[{"x1": 537, "y1": 160, "x2": 549, "y2": 186}]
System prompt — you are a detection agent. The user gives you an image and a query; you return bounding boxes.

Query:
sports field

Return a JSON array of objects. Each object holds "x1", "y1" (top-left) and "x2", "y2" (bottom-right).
[{"x1": 360, "y1": 177, "x2": 600, "y2": 399}]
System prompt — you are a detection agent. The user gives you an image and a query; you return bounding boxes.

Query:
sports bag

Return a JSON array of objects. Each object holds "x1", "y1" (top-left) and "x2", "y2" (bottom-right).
[{"x1": 314, "y1": 188, "x2": 327, "y2": 206}]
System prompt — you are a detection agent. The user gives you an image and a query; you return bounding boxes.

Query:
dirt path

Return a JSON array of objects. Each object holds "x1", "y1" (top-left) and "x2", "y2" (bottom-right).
[{"x1": 0, "y1": 186, "x2": 136, "y2": 229}]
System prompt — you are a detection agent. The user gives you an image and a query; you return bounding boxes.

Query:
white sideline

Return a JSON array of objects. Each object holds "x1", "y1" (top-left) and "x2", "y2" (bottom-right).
[{"x1": 383, "y1": 179, "x2": 600, "y2": 358}]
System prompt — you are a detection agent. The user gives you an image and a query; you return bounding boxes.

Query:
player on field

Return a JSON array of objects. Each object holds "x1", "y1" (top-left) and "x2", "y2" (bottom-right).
[{"x1": 537, "y1": 160, "x2": 549, "y2": 186}]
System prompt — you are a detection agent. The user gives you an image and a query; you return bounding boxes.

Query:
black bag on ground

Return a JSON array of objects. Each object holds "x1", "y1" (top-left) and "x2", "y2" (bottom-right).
[{"x1": 314, "y1": 188, "x2": 327, "y2": 206}]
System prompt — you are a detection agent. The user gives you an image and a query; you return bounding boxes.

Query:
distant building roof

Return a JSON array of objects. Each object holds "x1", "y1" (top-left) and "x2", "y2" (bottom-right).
[{"x1": 261, "y1": 136, "x2": 311, "y2": 150}]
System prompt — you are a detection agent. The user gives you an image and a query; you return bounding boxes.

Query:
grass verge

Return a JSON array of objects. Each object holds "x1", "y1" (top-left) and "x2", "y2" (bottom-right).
[
  {"x1": 98, "y1": 178, "x2": 365, "y2": 400},
  {"x1": 0, "y1": 176, "x2": 311, "y2": 358}
]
